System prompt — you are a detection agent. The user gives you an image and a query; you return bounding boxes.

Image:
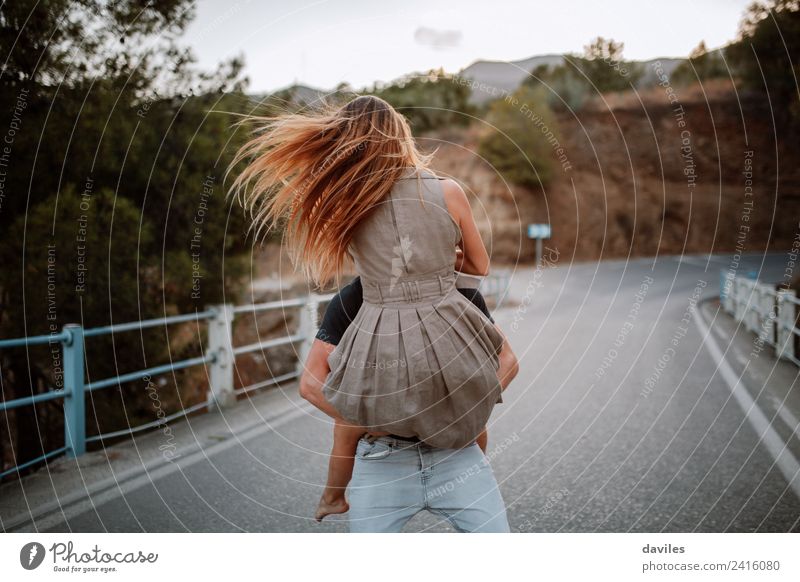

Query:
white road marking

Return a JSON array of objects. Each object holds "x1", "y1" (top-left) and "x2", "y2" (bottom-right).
[
  {"x1": 713, "y1": 324, "x2": 728, "y2": 342},
  {"x1": 693, "y1": 309, "x2": 800, "y2": 500},
  {"x1": 767, "y1": 393, "x2": 800, "y2": 444}
]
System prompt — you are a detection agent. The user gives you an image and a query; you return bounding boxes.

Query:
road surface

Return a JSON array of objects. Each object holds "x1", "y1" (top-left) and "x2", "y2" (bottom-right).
[{"x1": 4, "y1": 253, "x2": 799, "y2": 532}]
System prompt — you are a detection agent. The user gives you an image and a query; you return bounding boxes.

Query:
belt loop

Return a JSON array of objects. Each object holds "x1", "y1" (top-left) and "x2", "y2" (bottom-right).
[
  {"x1": 413, "y1": 280, "x2": 421, "y2": 301},
  {"x1": 375, "y1": 282, "x2": 383, "y2": 302},
  {"x1": 437, "y1": 274, "x2": 444, "y2": 294}
]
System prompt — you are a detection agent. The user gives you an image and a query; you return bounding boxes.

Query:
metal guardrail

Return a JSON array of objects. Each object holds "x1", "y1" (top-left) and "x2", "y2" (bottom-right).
[
  {"x1": 0, "y1": 273, "x2": 510, "y2": 479},
  {"x1": 0, "y1": 295, "x2": 332, "y2": 480},
  {"x1": 480, "y1": 269, "x2": 511, "y2": 306},
  {"x1": 719, "y1": 270, "x2": 799, "y2": 367}
]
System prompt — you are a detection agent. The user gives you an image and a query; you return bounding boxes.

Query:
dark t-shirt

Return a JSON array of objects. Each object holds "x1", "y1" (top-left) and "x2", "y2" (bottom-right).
[{"x1": 316, "y1": 276, "x2": 494, "y2": 346}]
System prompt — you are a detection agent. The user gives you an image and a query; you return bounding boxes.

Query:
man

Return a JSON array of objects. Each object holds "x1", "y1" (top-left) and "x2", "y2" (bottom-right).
[{"x1": 299, "y1": 274, "x2": 519, "y2": 532}]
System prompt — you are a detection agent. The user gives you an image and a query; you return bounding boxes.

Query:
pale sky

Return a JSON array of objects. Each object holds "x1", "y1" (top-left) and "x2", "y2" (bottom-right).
[{"x1": 183, "y1": 0, "x2": 753, "y2": 93}]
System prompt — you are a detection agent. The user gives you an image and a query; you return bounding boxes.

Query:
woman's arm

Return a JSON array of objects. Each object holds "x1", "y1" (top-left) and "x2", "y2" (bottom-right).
[{"x1": 442, "y1": 179, "x2": 490, "y2": 276}]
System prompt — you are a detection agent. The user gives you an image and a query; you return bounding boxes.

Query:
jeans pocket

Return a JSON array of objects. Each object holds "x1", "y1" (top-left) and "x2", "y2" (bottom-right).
[{"x1": 358, "y1": 440, "x2": 392, "y2": 460}]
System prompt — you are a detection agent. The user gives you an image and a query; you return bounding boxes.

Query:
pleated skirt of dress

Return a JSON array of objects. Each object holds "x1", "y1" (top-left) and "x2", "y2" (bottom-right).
[{"x1": 322, "y1": 288, "x2": 505, "y2": 449}]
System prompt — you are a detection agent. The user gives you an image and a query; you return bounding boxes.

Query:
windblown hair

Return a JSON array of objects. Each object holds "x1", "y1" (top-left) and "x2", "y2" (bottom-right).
[{"x1": 228, "y1": 95, "x2": 432, "y2": 285}]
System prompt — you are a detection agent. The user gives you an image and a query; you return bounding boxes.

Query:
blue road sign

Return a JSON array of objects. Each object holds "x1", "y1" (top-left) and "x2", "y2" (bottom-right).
[{"x1": 527, "y1": 223, "x2": 551, "y2": 239}]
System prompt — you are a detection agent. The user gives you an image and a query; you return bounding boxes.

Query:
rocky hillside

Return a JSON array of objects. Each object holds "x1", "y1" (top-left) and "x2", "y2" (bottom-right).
[{"x1": 427, "y1": 79, "x2": 800, "y2": 265}]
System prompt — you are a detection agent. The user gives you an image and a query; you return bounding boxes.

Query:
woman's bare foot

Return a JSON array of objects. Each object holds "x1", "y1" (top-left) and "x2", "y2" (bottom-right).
[{"x1": 315, "y1": 494, "x2": 349, "y2": 522}]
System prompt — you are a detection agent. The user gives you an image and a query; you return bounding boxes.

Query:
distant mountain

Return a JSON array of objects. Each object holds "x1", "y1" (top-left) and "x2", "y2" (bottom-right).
[
  {"x1": 255, "y1": 56, "x2": 687, "y2": 107},
  {"x1": 251, "y1": 84, "x2": 329, "y2": 108},
  {"x1": 459, "y1": 55, "x2": 686, "y2": 104},
  {"x1": 459, "y1": 55, "x2": 565, "y2": 104},
  {"x1": 635, "y1": 58, "x2": 684, "y2": 87}
]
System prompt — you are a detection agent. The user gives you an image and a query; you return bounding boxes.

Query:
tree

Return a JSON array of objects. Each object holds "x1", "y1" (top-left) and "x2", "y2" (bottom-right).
[
  {"x1": 525, "y1": 63, "x2": 592, "y2": 111},
  {"x1": 727, "y1": 0, "x2": 800, "y2": 123},
  {"x1": 671, "y1": 41, "x2": 728, "y2": 85},
  {"x1": 0, "y1": 1, "x2": 251, "y2": 472},
  {"x1": 570, "y1": 37, "x2": 644, "y2": 93},
  {"x1": 0, "y1": 1, "x2": 195, "y2": 88},
  {"x1": 373, "y1": 69, "x2": 475, "y2": 133},
  {"x1": 524, "y1": 37, "x2": 643, "y2": 109},
  {"x1": 478, "y1": 85, "x2": 559, "y2": 189}
]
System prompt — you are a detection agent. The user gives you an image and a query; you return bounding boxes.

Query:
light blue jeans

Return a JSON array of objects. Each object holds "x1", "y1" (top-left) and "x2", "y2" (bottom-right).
[{"x1": 347, "y1": 436, "x2": 510, "y2": 532}]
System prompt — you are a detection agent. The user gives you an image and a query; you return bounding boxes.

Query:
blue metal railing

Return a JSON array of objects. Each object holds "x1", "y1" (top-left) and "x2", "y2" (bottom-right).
[
  {"x1": 0, "y1": 298, "x2": 330, "y2": 480},
  {"x1": 1, "y1": 272, "x2": 511, "y2": 480}
]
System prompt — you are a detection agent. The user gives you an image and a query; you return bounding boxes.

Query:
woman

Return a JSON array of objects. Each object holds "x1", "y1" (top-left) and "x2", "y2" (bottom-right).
[
  {"x1": 230, "y1": 95, "x2": 515, "y2": 532},
  {"x1": 302, "y1": 273, "x2": 519, "y2": 529}
]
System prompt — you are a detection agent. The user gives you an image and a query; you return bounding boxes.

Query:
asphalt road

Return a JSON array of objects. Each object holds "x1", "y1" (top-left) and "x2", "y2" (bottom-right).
[{"x1": 24, "y1": 253, "x2": 800, "y2": 532}]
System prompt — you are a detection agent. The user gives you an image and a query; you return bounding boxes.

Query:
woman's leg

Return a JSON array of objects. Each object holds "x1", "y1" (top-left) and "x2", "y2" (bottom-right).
[
  {"x1": 425, "y1": 444, "x2": 510, "y2": 532},
  {"x1": 315, "y1": 421, "x2": 364, "y2": 521}
]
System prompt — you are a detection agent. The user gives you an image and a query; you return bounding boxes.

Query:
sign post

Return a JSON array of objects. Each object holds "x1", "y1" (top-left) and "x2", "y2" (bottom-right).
[{"x1": 527, "y1": 223, "x2": 551, "y2": 266}]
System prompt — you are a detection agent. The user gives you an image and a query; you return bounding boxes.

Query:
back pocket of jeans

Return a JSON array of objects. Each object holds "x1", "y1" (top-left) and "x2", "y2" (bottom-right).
[{"x1": 359, "y1": 441, "x2": 392, "y2": 460}]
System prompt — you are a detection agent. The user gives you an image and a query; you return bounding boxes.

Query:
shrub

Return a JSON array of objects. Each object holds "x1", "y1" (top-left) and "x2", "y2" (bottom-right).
[
  {"x1": 478, "y1": 85, "x2": 560, "y2": 189},
  {"x1": 526, "y1": 63, "x2": 592, "y2": 111},
  {"x1": 727, "y1": 0, "x2": 800, "y2": 123},
  {"x1": 670, "y1": 41, "x2": 728, "y2": 86},
  {"x1": 372, "y1": 69, "x2": 475, "y2": 133}
]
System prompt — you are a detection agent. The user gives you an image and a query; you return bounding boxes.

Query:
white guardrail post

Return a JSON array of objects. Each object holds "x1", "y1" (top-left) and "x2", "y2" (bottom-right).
[
  {"x1": 776, "y1": 289, "x2": 797, "y2": 362},
  {"x1": 207, "y1": 304, "x2": 235, "y2": 409},
  {"x1": 758, "y1": 283, "x2": 776, "y2": 343},
  {"x1": 297, "y1": 295, "x2": 320, "y2": 375},
  {"x1": 720, "y1": 270, "x2": 734, "y2": 313},
  {"x1": 735, "y1": 277, "x2": 750, "y2": 324},
  {"x1": 747, "y1": 282, "x2": 761, "y2": 333}
]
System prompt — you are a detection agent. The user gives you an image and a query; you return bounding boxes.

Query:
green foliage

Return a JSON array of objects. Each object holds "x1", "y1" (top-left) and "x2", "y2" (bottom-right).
[
  {"x1": 523, "y1": 38, "x2": 642, "y2": 111},
  {"x1": 525, "y1": 63, "x2": 592, "y2": 111},
  {"x1": 1, "y1": 188, "x2": 152, "y2": 333},
  {"x1": 671, "y1": 41, "x2": 729, "y2": 86},
  {"x1": 0, "y1": 0, "x2": 252, "y2": 460},
  {"x1": 372, "y1": 69, "x2": 475, "y2": 133},
  {"x1": 571, "y1": 37, "x2": 644, "y2": 93},
  {"x1": 0, "y1": 1, "x2": 252, "y2": 331},
  {"x1": 727, "y1": 0, "x2": 800, "y2": 123},
  {"x1": 478, "y1": 85, "x2": 559, "y2": 189},
  {"x1": 0, "y1": 79, "x2": 251, "y2": 332}
]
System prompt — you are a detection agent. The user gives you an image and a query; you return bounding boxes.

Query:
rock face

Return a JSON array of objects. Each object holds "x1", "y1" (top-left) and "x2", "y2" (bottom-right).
[{"x1": 427, "y1": 80, "x2": 800, "y2": 265}]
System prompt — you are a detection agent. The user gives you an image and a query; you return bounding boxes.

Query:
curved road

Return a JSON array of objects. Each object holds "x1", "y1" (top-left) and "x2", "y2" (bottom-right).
[{"x1": 5, "y1": 253, "x2": 799, "y2": 532}]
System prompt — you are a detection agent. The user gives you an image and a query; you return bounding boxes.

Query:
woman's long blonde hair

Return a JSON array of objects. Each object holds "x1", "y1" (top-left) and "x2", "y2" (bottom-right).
[{"x1": 228, "y1": 95, "x2": 431, "y2": 285}]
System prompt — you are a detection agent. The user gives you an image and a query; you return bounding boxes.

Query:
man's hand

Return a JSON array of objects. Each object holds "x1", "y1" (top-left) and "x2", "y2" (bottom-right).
[{"x1": 455, "y1": 244, "x2": 465, "y2": 272}]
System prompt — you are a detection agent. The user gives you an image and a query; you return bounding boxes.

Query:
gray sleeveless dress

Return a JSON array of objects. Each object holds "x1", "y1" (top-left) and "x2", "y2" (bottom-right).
[{"x1": 322, "y1": 167, "x2": 505, "y2": 449}]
